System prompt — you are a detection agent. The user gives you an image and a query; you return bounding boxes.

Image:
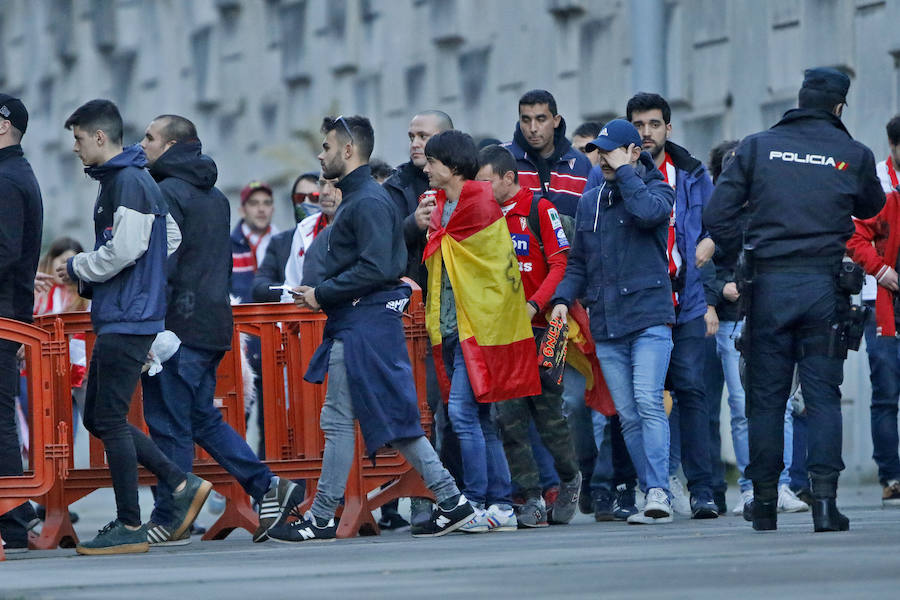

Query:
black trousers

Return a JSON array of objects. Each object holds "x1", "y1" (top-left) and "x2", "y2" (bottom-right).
[
  {"x1": 0, "y1": 339, "x2": 36, "y2": 543},
  {"x1": 83, "y1": 334, "x2": 184, "y2": 526}
]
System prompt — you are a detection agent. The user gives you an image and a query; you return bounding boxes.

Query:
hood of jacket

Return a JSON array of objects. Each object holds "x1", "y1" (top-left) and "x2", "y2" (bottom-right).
[
  {"x1": 149, "y1": 141, "x2": 218, "y2": 190},
  {"x1": 512, "y1": 116, "x2": 573, "y2": 164},
  {"x1": 85, "y1": 143, "x2": 147, "y2": 182}
]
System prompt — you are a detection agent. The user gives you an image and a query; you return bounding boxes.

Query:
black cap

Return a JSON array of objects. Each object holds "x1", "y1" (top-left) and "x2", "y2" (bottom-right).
[
  {"x1": 0, "y1": 94, "x2": 28, "y2": 134},
  {"x1": 801, "y1": 67, "x2": 850, "y2": 103}
]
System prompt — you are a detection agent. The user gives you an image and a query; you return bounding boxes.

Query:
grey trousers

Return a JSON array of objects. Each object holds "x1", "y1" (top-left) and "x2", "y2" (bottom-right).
[{"x1": 310, "y1": 341, "x2": 460, "y2": 520}]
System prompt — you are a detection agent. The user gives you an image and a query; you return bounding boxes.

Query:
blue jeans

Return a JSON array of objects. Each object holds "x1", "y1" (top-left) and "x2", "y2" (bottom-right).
[
  {"x1": 863, "y1": 303, "x2": 900, "y2": 485},
  {"x1": 142, "y1": 344, "x2": 274, "y2": 527},
  {"x1": 442, "y1": 337, "x2": 512, "y2": 507},
  {"x1": 561, "y1": 365, "x2": 613, "y2": 495},
  {"x1": 594, "y1": 325, "x2": 673, "y2": 492},
  {"x1": 666, "y1": 316, "x2": 713, "y2": 495}
]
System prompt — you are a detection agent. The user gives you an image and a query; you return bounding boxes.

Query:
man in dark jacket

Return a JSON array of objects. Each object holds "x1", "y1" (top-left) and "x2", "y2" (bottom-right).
[
  {"x1": 268, "y1": 115, "x2": 474, "y2": 543},
  {"x1": 505, "y1": 89, "x2": 592, "y2": 218},
  {"x1": 137, "y1": 114, "x2": 301, "y2": 546},
  {"x1": 0, "y1": 94, "x2": 42, "y2": 554},
  {"x1": 382, "y1": 110, "x2": 459, "y2": 531},
  {"x1": 59, "y1": 99, "x2": 210, "y2": 555},
  {"x1": 624, "y1": 93, "x2": 718, "y2": 519},
  {"x1": 704, "y1": 68, "x2": 886, "y2": 532},
  {"x1": 551, "y1": 119, "x2": 676, "y2": 525}
]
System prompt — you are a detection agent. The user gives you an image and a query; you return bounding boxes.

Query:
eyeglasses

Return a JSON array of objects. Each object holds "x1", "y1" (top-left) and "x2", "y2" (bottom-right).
[
  {"x1": 335, "y1": 115, "x2": 354, "y2": 144},
  {"x1": 292, "y1": 192, "x2": 320, "y2": 204}
]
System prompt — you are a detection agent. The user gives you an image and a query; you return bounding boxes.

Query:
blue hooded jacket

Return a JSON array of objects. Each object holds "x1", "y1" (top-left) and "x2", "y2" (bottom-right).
[{"x1": 68, "y1": 145, "x2": 171, "y2": 336}]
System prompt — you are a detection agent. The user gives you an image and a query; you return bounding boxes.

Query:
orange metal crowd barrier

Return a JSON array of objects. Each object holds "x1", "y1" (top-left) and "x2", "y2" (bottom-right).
[
  {"x1": 0, "y1": 318, "x2": 69, "y2": 561},
  {"x1": 0, "y1": 282, "x2": 433, "y2": 558}
]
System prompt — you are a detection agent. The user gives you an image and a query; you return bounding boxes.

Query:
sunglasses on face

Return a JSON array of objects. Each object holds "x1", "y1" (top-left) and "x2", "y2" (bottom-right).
[{"x1": 292, "y1": 192, "x2": 320, "y2": 204}]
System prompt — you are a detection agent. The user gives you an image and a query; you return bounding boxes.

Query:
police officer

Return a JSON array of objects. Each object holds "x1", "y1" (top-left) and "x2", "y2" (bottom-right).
[{"x1": 703, "y1": 68, "x2": 885, "y2": 533}]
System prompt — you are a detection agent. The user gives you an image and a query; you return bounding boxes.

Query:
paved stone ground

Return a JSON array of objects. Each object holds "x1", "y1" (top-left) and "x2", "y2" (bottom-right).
[{"x1": 1, "y1": 484, "x2": 898, "y2": 599}]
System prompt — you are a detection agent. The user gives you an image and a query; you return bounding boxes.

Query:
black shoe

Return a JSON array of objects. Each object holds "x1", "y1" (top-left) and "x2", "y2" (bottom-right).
[
  {"x1": 76, "y1": 520, "x2": 149, "y2": 555},
  {"x1": 579, "y1": 477, "x2": 593, "y2": 515},
  {"x1": 612, "y1": 484, "x2": 638, "y2": 521},
  {"x1": 253, "y1": 476, "x2": 304, "y2": 543},
  {"x1": 409, "y1": 497, "x2": 433, "y2": 535},
  {"x1": 1, "y1": 535, "x2": 28, "y2": 554},
  {"x1": 377, "y1": 511, "x2": 410, "y2": 530},
  {"x1": 189, "y1": 522, "x2": 206, "y2": 536},
  {"x1": 713, "y1": 490, "x2": 727, "y2": 515},
  {"x1": 751, "y1": 499, "x2": 777, "y2": 531},
  {"x1": 268, "y1": 509, "x2": 337, "y2": 543},
  {"x1": 593, "y1": 490, "x2": 615, "y2": 522},
  {"x1": 690, "y1": 490, "x2": 719, "y2": 519},
  {"x1": 812, "y1": 498, "x2": 850, "y2": 532},
  {"x1": 411, "y1": 494, "x2": 475, "y2": 538}
]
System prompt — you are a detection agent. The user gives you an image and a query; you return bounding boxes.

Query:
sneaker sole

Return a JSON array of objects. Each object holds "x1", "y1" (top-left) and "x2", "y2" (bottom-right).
[
  {"x1": 489, "y1": 525, "x2": 518, "y2": 532},
  {"x1": 627, "y1": 515, "x2": 674, "y2": 525},
  {"x1": 149, "y1": 537, "x2": 191, "y2": 547},
  {"x1": 269, "y1": 536, "x2": 336, "y2": 544},
  {"x1": 882, "y1": 499, "x2": 900, "y2": 507},
  {"x1": 691, "y1": 509, "x2": 719, "y2": 519},
  {"x1": 76, "y1": 542, "x2": 149, "y2": 555},
  {"x1": 517, "y1": 521, "x2": 550, "y2": 528},
  {"x1": 644, "y1": 507, "x2": 671, "y2": 519},
  {"x1": 594, "y1": 513, "x2": 615, "y2": 522},
  {"x1": 172, "y1": 479, "x2": 213, "y2": 540}
]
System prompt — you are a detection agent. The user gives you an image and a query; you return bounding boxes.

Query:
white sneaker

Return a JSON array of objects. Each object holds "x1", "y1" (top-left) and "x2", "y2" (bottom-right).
[
  {"x1": 733, "y1": 489, "x2": 753, "y2": 516},
  {"x1": 460, "y1": 506, "x2": 491, "y2": 533},
  {"x1": 642, "y1": 487, "x2": 672, "y2": 519},
  {"x1": 486, "y1": 504, "x2": 517, "y2": 532},
  {"x1": 778, "y1": 484, "x2": 809, "y2": 513},
  {"x1": 668, "y1": 476, "x2": 691, "y2": 516}
]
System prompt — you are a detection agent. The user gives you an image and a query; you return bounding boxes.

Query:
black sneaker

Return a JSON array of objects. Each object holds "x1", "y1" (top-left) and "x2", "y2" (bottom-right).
[
  {"x1": 268, "y1": 509, "x2": 337, "y2": 543},
  {"x1": 578, "y1": 477, "x2": 593, "y2": 515},
  {"x1": 377, "y1": 509, "x2": 410, "y2": 530},
  {"x1": 612, "y1": 484, "x2": 638, "y2": 521},
  {"x1": 145, "y1": 521, "x2": 191, "y2": 547},
  {"x1": 76, "y1": 520, "x2": 149, "y2": 556},
  {"x1": 411, "y1": 494, "x2": 475, "y2": 538},
  {"x1": 253, "y1": 476, "x2": 304, "y2": 543},
  {"x1": 690, "y1": 490, "x2": 719, "y2": 519},
  {"x1": 409, "y1": 497, "x2": 433, "y2": 536},
  {"x1": 1, "y1": 537, "x2": 28, "y2": 554},
  {"x1": 593, "y1": 489, "x2": 615, "y2": 522},
  {"x1": 713, "y1": 490, "x2": 727, "y2": 515},
  {"x1": 169, "y1": 473, "x2": 213, "y2": 540}
]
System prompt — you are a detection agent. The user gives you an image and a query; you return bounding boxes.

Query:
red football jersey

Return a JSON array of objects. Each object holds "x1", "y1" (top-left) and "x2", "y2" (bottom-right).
[{"x1": 500, "y1": 187, "x2": 570, "y2": 326}]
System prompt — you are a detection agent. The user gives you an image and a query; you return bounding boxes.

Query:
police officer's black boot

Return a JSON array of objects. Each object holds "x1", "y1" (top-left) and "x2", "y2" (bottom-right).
[
  {"x1": 751, "y1": 484, "x2": 777, "y2": 531},
  {"x1": 810, "y1": 477, "x2": 849, "y2": 532}
]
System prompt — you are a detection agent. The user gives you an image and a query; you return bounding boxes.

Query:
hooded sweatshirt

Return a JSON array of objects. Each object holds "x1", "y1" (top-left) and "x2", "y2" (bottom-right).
[
  {"x1": 67, "y1": 144, "x2": 181, "y2": 335},
  {"x1": 505, "y1": 117, "x2": 592, "y2": 217},
  {"x1": 150, "y1": 141, "x2": 233, "y2": 351}
]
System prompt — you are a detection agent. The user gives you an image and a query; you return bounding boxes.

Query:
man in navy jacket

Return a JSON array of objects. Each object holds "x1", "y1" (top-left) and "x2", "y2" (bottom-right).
[
  {"x1": 59, "y1": 99, "x2": 210, "y2": 555},
  {"x1": 551, "y1": 120, "x2": 676, "y2": 525}
]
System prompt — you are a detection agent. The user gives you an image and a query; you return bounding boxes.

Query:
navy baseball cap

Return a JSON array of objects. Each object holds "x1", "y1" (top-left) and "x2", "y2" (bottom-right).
[
  {"x1": 801, "y1": 67, "x2": 850, "y2": 103},
  {"x1": 585, "y1": 119, "x2": 642, "y2": 152},
  {"x1": 0, "y1": 94, "x2": 28, "y2": 134}
]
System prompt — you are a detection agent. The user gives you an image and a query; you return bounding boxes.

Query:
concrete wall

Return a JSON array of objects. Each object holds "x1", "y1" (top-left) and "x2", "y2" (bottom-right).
[{"x1": 2, "y1": 0, "x2": 899, "y2": 481}]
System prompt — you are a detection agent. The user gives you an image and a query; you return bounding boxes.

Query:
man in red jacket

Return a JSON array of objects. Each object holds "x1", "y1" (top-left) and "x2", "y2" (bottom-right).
[
  {"x1": 847, "y1": 187, "x2": 900, "y2": 506},
  {"x1": 476, "y1": 144, "x2": 581, "y2": 527}
]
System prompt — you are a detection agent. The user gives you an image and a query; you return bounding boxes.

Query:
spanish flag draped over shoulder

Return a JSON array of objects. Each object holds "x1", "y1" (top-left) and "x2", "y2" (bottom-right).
[
  {"x1": 562, "y1": 302, "x2": 615, "y2": 417},
  {"x1": 423, "y1": 181, "x2": 541, "y2": 403}
]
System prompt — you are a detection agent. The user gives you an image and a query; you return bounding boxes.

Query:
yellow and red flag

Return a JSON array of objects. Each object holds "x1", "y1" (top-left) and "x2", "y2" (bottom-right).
[
  {"x1": 562, "y1": 302, "x2": 615, "y2": 416},
  {"x1": 423, "y1": 181, "x2": 541, "y2": 403}
]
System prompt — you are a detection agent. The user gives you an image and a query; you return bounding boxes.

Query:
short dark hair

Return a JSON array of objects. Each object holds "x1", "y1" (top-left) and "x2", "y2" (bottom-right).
[
  {"x1": 518, "y1": 89, "x2": 558, "y2": 116},
  {"x1": 415, "y1": 109, "x2": 454, "y2": 132},
  {"x1": 64, "y1": 99, "x2": 124, "y2": 144},
  {"x1": 368, "y1": 158, "x2": 394, "y2": 181},
  {"x1": 797, "y1": 87, "x2": 844, "y2": 112},
  {"x1": 424, "y1": 130, "x2": 479, "y2": 180},
  {"x1": 321, "y1": 115, "x2": 375, "y2": 161},
  {"x1": 573, "y1": 121, "x2": 603, "y2": 139},
  {"x1": 886, "y1": 114, "x2": 900, "y2": 146},
  {"x1": 153, "y1": 114, "x2": 198, "y2": 144},
  {"x1": 626, "y1": 93, "x2": 671, "y2": 124},
  {"x1": 708, "y1": 140, "x2": 740, "y2": 184},
  {"x1": 477, "y1": 144, "x2": 518, "y2": 184}
]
